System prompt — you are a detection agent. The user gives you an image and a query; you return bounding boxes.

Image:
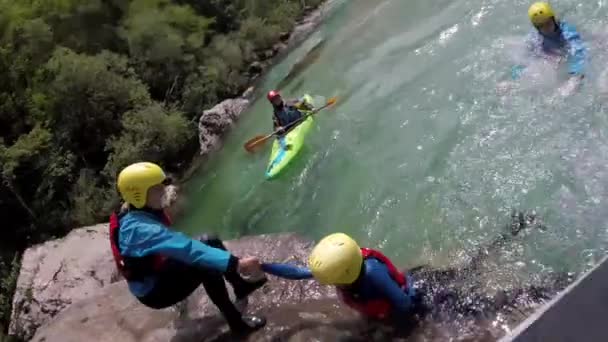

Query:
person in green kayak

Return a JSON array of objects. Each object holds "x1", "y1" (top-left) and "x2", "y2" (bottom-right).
[{"x1": 267, "y1": 90, "x2": 313, "y2": 134}]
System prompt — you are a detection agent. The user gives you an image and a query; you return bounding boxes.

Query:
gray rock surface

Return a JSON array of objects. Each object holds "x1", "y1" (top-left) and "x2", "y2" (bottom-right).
[
  {"x1": 11, "y1": 230, "x2": 339, "y2": 341},
  {"x1": 198, "y1": 98, "x2": 250, "y2": 156},
  {"x1": 31, "y1": 281, "x2": 361, "y2": 342},
  {"x1": 9, "y1": 224, "x2": 117, "y2": 339}
]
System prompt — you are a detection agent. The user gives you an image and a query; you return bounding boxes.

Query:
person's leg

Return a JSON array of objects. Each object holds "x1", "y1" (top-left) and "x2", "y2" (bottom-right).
[
  {"x1": 137, "y1": 260, "x2": 207, "y2": 309},
  {"x1": 139, "y1": 258, "x2": 265, "y2": 333},
  {"x1": 199, "y1": 234, "x2": 267, "y2": 299},
  {"x1": 200, "y1": 269, "x2": 265, "y2": 333}
]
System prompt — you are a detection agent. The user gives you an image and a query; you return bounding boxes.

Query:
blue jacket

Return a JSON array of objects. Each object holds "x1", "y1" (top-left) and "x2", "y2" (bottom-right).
[
  {"x1": 513, "y1": 20, "x2": 587, "y2": 78},
  {"x1": 262, "y1": 259, "x2": 416, "y2": 320},
  {"x1": 118, "y1": 210, "x2": 234, "y2": 297}
]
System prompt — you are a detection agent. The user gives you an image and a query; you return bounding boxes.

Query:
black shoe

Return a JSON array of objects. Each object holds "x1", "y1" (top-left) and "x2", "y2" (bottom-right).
[
  {"x1": 234, "y1": 277, "x2": 268, "y2": 300},
  {"x1": 229, "y1": 315, "x2": 266, "y2": 335}
]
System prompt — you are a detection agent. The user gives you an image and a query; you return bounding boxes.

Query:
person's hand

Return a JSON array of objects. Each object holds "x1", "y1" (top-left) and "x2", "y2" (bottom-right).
[
  {"x1": 238, "y1": 257, "x2": 262, "y2": 275},
  {"x1": 276, "y1": 126, "x2": 285, "y2": 133},
  {"x1": 497, "y1": 80, "x2": 517, "y2": 95},
  {"x1": 557, "y1": 75, "x2": 582, "y2": 97}
]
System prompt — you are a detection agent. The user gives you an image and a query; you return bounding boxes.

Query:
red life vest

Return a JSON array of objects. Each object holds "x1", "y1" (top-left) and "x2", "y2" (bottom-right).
[
  {"x1": 109, "y1": 210, "x2": 171, "y2": 281},
  {"x1": 337, "y1": 248, "x2": 407, "y2": 320}
]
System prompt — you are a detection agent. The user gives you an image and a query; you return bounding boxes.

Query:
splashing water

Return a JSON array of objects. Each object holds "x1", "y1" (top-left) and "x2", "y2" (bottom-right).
[{"x1": 178, "y1": 0, "x2": 608, "y2": 338}]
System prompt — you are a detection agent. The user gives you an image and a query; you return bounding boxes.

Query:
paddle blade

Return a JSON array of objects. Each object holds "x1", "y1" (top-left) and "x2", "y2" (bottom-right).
[
  {"x1": 244, "y1": 135, "x2": 271, "y2": 153},
  {"x1": 326, "y1": 97, "x2": 337, "y2": 106}
]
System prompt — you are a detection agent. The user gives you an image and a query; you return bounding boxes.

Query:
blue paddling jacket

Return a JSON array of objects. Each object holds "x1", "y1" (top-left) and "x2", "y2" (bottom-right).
[
  {"x1": 512, "y1": 20, "x2": 587, "y2": 79},
  {"x1": 262, "y1": 249, "x2": 417, "y2": 323},
  {"x1": 109, "y1": 209, "x2": 238, "y2": 298},
  {"x1": 272, "y1": 98, "x2": 313, "y2": 128}
]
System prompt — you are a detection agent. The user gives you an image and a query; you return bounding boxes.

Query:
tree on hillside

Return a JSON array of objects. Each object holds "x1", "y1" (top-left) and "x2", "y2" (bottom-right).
[{"x1": 0, "y1": 0, "x2": 324, "y2": 332}]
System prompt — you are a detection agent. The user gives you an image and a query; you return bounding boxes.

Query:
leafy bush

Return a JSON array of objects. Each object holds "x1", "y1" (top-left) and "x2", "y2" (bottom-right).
[{"x1": 0, "y1": 0, "x2": 323, "y2": 332}]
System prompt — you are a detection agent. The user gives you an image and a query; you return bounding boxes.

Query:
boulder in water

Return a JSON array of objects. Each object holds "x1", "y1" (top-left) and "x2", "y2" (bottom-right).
[{"x1": 198, "y1": 98, "x2": 250, "y2": 156}]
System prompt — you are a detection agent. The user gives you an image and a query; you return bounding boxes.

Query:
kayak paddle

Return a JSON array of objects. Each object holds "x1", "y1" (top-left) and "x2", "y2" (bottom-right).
[{"x1": 244, "y1": 97, "x2": 337, "y2": 153}]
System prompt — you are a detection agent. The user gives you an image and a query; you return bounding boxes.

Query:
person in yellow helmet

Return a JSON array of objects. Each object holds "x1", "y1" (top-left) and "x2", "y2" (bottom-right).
[
  {"x1": 261, "y1": 212, "x2": 562, "y2": 332},
  {"x1": 263, "y1": 232, "x2": 418, "y2": 324},
  {"x1": 109, "y1": 162, "x2": 267, "y2": 335},
  {"x1": 511, "y1": 2, "x2": 587, "y2": 82}
]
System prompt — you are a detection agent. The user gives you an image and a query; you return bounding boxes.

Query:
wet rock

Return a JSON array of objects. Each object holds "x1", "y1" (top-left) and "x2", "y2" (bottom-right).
[
  {"x1": 273, "y1": 42, "x2": 288, "y2": 54},
  {"x1": 9, "y1": 224, "x2": 116, "y2": 340},
  {"x1": 263, "y1": 49, "x2": 275, "y2": 59},
  {"x1": 198, "y1": 97, "x2": 250, "y2": 156},
  {"x1": 248, "y1": 61, "x2": 264, "y2": 74},
  {"x1": 242, "y1": 86, "x2": 254, "y2": 98},
  {"x1": 279, "y1": 31, "x2": 290, "y2": 41}
]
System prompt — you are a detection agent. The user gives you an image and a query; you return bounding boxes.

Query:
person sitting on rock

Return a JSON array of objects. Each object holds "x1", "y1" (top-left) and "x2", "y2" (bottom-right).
[
  {"x1": 109, "y1": 162, "x2": 267, "y2": 335},
  {"x1": 267, "y1": 90, "x2": 314, "y2": 134}
]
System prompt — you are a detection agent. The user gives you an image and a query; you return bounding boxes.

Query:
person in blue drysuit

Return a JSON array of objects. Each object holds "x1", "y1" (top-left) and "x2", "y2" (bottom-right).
[
  {"x1": 261, "y1": 212, "x2": 558, "y2": 332},
  {"x1": 110, "y1": 162, "x2": 267, "y2": 335},
  {"x1": 511, "y1": 2, "x2": 587, "y2": 81},
  {"x1": 262, "y1": 233, "x2": 421, "y2": 324}
]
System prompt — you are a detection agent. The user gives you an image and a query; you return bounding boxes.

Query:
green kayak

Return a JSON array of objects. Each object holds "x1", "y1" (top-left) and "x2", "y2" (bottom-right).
[{"x1": 265, "y1": 95, "x2": 315, "y2": 180}]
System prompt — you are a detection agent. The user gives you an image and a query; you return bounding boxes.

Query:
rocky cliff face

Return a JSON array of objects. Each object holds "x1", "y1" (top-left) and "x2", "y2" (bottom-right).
[
  {"x1": 8, "y1": 224, "x2": 117, "y2": 339},
  {"x1": 9, "y1": 229, "x2": 338, "y2": 341}
]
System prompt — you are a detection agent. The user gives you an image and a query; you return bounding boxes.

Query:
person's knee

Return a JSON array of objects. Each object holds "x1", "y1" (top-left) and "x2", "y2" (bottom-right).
[
  {"x1": 198, "y1": 234, "x2": 224, "y2": 249},
  {"x1": 137, "y1": 296, "x2": 170, "y2": 310}
]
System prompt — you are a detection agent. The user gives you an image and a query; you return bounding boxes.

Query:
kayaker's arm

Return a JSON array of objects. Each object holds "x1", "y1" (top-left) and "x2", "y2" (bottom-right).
[
  {"x1": 295, "y1": 100, "x2": 314, "y2": 111},
  {"x1": 272, "y1": 115, "x2": 285, "y2": 133},
  {"x1": 272, "y1": 115, "x2": 279, "y2": 129},
  {"x1": 262, "y1": 263, "x2": 314, "y2": 280}
]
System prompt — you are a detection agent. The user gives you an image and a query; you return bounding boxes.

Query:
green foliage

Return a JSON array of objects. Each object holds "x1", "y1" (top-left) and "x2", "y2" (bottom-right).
[
  {"x1": 105, "y1": 104, "x2": 193, "y2": 178},
  {"x1": 239, "y1": 17, "x2": 280, "y2": 51},
  {"x1": 0, "y1": 0, "x2": 320, "y2": 332},
  {"x1": 0, "y1": 255, "x2": 20, "y2": 338}
]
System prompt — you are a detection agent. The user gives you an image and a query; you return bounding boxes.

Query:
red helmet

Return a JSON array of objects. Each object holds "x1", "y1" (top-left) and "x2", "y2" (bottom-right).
[{"x1": 267, "y1": 90, "x2": 281, "y2": 102}]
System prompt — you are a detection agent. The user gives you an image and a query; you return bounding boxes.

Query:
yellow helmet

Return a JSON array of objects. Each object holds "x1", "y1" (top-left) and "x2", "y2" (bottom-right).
[
  {"x1": 308, "y1": 233, "x2": 363, "y2": 285},
  {"x1": 528, "y1": 2, "x2": 556, "y2": 26},
  {"x1": 117, "y1": 162, "x2": 166, "y2": 208}
]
